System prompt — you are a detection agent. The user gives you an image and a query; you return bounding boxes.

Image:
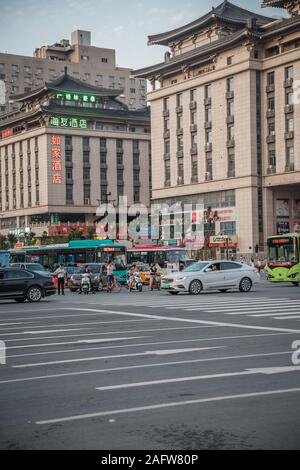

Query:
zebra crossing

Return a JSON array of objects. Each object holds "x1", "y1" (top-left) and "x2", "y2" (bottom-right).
[
  {"x1": 146, "y1": 296, "x2": 300, "y2": 321},
  {"x1": 87, "y1": 295, "x2": 300, "y2": 322}
]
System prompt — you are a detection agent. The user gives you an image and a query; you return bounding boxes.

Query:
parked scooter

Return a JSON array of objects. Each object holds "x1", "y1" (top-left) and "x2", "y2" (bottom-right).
[{"x1": 127, "y1": 273, "x2": 143, "y2": 292}]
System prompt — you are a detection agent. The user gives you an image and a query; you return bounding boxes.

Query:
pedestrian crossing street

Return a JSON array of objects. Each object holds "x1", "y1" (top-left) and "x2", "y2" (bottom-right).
[{"x1": 91, "y1": 296, "x2": 300, "y2": 322}]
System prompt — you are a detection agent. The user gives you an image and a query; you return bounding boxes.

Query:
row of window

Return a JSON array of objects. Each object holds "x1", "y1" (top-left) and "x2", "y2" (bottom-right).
[{"x1": 65, "y1": 137, "x2": 142, "y2": 205}]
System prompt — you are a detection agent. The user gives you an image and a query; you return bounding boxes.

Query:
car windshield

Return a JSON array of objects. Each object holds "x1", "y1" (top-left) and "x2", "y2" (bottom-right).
[
  {"x1": 268, "y1": 237, "x2": 299, "y2": 263},
  {"x1": 183, "y1": 262, "x2": 209, "y2": 273}
]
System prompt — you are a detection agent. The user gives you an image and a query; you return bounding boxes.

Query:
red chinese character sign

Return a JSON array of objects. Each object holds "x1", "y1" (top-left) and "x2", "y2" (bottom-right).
[{"x1": 51, "y1": 135, "x2": 63, "y2": 185}]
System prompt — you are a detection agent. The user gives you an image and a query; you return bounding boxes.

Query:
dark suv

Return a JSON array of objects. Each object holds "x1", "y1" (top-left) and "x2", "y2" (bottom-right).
[{"x1": 0, "y1": 268, "x2": 56, "y2": 303}]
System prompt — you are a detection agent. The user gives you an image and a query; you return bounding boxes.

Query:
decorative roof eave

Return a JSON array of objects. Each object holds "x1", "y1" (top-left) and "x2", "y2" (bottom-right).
[
  {"x1": 40, "y1": 105, "x2": 150, "y2": 124},
  {"x1": 260, "y1": 14, "x2": 300, "y2": 37},
  {"x1": 147, "y1": 1, "x2": 273, "y2": 46},
  {"x1": 134, "y1": 28, "x2": 259, "y2": 78},
  {"x1": 0, "y1": 108, "x2": 43, "y2": 129},
  {"x1": 10, "y1": 73, "x2": 124, "y2": 103}
]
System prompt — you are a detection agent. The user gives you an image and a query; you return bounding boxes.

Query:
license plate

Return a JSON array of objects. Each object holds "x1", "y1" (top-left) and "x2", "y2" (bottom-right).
[{"x1": 161, "y1": 284, "x2": 170, "y2": 289}]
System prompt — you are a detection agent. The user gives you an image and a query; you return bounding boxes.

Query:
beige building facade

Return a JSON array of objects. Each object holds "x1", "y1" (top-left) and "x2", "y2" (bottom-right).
[
  {"x1": 0, "y1": 30, "x2": 147, "y2": 115},
  {"x1": 134, "y1": 0, "x2": 300, "y2": 257},
  {"x1": 0, "y1": 73, "x2": 150, "y2": 237}
]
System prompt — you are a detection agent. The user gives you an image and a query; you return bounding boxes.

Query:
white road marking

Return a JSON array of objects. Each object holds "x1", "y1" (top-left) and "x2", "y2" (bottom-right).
[
  {"x1": 76, "y1": 337, "x2": 146, "y2": 344},
  {"x1": 36, "y1": 387, "x2": 300, "y2": 424},
  {"x1": 4, "y1": 324, "x2": 214, "y2": 343},
  {"x1": 185, "y1": 306, "x2": 288, "y2": 313},
  {"x1": 96, "y1": 365, "x2": 300, "y2": 391},
  {"x1": 5, "y1": 330, "x2": 298, "y2": 351},
  {"x1": 164, "y1": 300, "x2": 293, "y2": 310},
  {"x1": 0, "y1": 319, "x2": 155, "y2": 331},
  {"x1": 275, "y1": 316, "x2": 300, "y2": 320},
  {"x1": 12, "y1": 346, "x2": 223, "y2": 368},
  {"x1": 252, "y1": 312, "x2": 300, "y2": 317},
  {"x1": 64, "y1": 308, "x2": 300, "y2": 334},
  {"x1": 0, "y1": 351, "x2": 290, "y2": 385},
  {"x1": 0, "y1": 328, "x2": 92, "y2": 336}
]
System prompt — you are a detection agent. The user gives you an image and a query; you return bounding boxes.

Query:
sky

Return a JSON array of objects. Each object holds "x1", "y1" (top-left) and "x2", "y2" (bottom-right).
[{"x1": 0, "y1": 0, "x2": 287, "y2": 70}]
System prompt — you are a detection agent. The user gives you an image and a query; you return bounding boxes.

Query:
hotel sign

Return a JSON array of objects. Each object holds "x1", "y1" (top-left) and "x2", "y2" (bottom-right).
[
  {"x1": 51, "y1": 136, "x2": 63, "y2": 185},
  {"x1": 50, "y1": 116, "x2": 87, "y2": 129}
]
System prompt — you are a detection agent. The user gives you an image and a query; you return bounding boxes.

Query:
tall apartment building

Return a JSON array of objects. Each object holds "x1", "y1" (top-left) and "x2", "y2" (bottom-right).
[
  {"x1": 0, "y1": 72, "x2": 150, "y2": 237},
  {"x1": 134, "y1": 0, "x2": 300, "y2": 257},
  {"x1": 0, "y1": 30, "x2": 147, "y2": 115}
]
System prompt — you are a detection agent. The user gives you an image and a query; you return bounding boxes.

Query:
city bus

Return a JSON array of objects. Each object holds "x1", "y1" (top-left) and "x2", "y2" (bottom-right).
[
  {"x1": 127, "y1": 245, "x2": 193, "y2": 271},
  {"x1": 267, "y1": 233, "x2": 300, "y2": 285},
  {"x1": 9, "y1": 240, "x2": 127, "y2": 282}
]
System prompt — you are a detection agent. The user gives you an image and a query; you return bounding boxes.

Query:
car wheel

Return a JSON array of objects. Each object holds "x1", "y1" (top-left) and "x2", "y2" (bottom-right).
[
  {"x1": 138, "y1": 284, "x2": 143, "y2": 292},
  {"x1": 189, "y1": 280, "x2": 203, "y2": 295},
  {"x1": 239, "y1": 277, "x2": 252, "y2": 293},
  {"x1": 292, "y1": 282, "x2": 299, "y2": 287},
  {"x1": 15, "y1": 298, "x2": 26, "y2": 303},
  {"x1": 27, "y1": 286, "x2": 43, "y2": 303}
]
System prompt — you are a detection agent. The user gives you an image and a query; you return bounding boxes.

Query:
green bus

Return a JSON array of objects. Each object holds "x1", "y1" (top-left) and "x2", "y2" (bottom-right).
[
  {"x1": 9, "y1": 240, "x2": 128, "y2": 283},
  {"x1": 267, "y1": 233, "x2": 300, "y2": 285}
]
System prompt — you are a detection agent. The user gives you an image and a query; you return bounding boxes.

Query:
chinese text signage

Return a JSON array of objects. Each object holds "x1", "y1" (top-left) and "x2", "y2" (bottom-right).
[
  {"x1": 51, "y1": 136, "x2": 63, "y2": 185},
  {"x1": 50, "y1": 116, "x2": 87, "y2": 129}
]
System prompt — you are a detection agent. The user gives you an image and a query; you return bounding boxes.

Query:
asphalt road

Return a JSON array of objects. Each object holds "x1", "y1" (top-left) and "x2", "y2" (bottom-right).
[{"x1": 0, "y1": 279, "x2": 300, "y2": 450}]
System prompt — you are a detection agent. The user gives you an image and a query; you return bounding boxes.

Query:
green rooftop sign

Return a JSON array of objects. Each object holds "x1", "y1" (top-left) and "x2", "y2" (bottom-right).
[{"x1": 55, "y1": 92, "x2": 97, "y2": 103}]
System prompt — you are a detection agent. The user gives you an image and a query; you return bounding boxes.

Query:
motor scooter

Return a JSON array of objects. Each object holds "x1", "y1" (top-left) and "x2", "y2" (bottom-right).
[
  {"x1": 81, "y1": 273, "x2": 91, "y2": 295},
  {"x1": 127, "y1": 273, "x2": 143, "y2": 292}
]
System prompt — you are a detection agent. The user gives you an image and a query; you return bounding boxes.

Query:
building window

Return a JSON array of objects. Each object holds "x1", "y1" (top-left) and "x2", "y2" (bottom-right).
[
  {"x1": 164, "y1": 97, "x2": 169, "y2": 110},
  {"x1": 286, "y1": 115, "x2": 294, "y2": 132},
  {"x1": 191, "y1": 110, "x2": 197, "y2": 125},
  {"x1": 177, "y1": 93, "x2": 183, "y2": 107},
  {"x1": 227, "y1": 56, "x2": 234, "y2": 65},
  {"x1": 286, "y1": 141, "x2": 294, "y2": 169},
  {"x1": 267, "y1": 71, "x2": 275, "y2": 86},
  {"x1": 81, "y1": 55, "x2": 90, "y2": 61},
  {"x1": 177, "y1": 136, "x2": 183, "y2": 152},
  {"x1": 190, "y1": 89, "x2": 196, "y2": 102},
  {"x1": 101, "y1": 58, "x2": 108, "y2": 63},
  {"x1": 227, "y1": 77, "x2": 234, "y2": 92},
  {"x1": 285, "y1": 66, "x2": 294, "y2": 80},
  {"x1": 228, "y1": 147, "x2": 235, "y2": 176},
  {"x1": 227, "y1": 99, "x2": 234, "y2": 117},
  {"x1": 66, "y1": 185, "x2": 73, "y2": 204},
  {"x1": 268, "y1": 143, "x2": 276, "y2": 169},
  {"x1": 164, "y1": 140, "x2": 170, "y2": 155},
  {"x1": 84, "y1": 185, "x2": 91, "y2": 205},
  {"x1": 205, "y1": 107, "x2": 212, "y2": 122},
  {"x1": 130, "y1": 88, "x2": 136, "y2": 94},
  {"x1": 205, "y1": 84, "x2": 212, "y2": 99},
  {"x1": 220, "y1": 221, "x2": 236, "y2": 235}
]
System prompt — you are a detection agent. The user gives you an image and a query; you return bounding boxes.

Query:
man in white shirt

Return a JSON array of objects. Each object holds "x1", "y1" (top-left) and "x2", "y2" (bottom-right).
[{"x1": 54, "y1": 264, "x2": 66, "y2": 295}]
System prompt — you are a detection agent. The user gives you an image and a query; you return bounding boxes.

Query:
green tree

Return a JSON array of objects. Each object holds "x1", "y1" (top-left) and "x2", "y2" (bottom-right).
[
  {"x1": 87, "y1": 227, "x2": 95, "y2": 240},
  {"x1": 7, "y1": 233, "x2": 18, "y2": 249},
  {"x1": 203, "y1": 206, "x2": 219, "y2": 258},
  {"x1": 0, "y1": 234, "x2": 8, "y2": 250}
]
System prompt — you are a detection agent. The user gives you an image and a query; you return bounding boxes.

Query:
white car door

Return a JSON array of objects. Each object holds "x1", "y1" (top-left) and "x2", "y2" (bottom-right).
[
  {"x1": 202, "y1": 263, "x2": 224, "y2": 290},
  {"x1": 220, "y1": 262, "x2": 242, "y2": 287}
]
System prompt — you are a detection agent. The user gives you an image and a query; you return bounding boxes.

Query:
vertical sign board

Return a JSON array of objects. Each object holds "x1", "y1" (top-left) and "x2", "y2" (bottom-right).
[{"x1": 51, "y1": 135, "x2": 63, "y2": 185}]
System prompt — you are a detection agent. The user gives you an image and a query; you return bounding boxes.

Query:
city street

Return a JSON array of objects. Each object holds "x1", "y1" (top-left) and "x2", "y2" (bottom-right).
[{"x1": 0, "y1": 279, "x2": 300, "y2": 449}]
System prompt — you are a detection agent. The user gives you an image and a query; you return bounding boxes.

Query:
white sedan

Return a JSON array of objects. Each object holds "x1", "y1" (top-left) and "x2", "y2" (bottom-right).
[{"x1": 161, "y1": 260, "x2": 260, "y2": 295}]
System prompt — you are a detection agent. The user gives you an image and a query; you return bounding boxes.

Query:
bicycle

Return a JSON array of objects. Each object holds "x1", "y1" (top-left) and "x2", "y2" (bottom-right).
[{"x1": 106, "y1": 275, "x2": 122, "y2": 293}]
